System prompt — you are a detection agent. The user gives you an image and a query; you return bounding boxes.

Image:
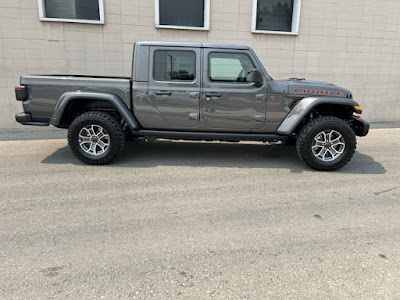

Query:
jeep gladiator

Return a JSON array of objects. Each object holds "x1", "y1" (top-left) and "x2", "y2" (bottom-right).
[{"x1": 15, "y1": 41, "x2": 369, "y2": 170}]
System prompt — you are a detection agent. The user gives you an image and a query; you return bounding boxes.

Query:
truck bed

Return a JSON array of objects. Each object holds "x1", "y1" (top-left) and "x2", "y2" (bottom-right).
[{"x1": 20, "y1": 74, "x2": 131, "y2": 124}]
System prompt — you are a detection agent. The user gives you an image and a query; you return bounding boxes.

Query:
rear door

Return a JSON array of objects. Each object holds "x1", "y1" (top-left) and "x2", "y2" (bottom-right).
[
  {"x1": 148, "y1": 46, "x2": 201, "y2": 128},
  {"x1": 201, "y1": 49, "x2": 267, "y2": 131}
]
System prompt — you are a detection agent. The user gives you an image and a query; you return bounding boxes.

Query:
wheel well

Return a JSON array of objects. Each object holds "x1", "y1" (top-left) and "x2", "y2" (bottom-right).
[
  {"x1": 293, "y1": 103, "x2": 355, "y2": 135},
  {"x1": 59, "y1": 99, "x2": 121, "y2": 128}
]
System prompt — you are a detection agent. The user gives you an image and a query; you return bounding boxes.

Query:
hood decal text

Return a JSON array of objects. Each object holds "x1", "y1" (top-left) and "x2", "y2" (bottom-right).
[{"x1": 294, "y1": 89, "x2": 344, "y2": 96}]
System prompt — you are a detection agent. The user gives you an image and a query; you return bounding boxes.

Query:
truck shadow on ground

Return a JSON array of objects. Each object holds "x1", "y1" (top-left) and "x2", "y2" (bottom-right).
[{"x1": 41, "y1": 140, "x2": 386, "y2": 174}]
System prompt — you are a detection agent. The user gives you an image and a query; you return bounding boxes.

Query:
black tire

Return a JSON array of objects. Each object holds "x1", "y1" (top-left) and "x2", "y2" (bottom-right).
[
  {"x1": 68, "y1": 111, "x2": 126, "y2": 165},
  {"x1": 296, "y1": 116, "x2": 356, "y2": 171}
]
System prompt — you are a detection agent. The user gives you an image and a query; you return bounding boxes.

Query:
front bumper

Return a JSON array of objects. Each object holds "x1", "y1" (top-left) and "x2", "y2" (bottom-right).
[
  {"x1": 351, "y1": 116, "x2": 369, "y2": 137},
  {"x1": 15, "y1": 112, "x2": 49, "y2": 126}
]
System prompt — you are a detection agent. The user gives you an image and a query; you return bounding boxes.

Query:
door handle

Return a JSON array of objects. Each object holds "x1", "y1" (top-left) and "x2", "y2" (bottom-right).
[
  {"x1": 189, "y1": 92, "x2": 200, "y2": 99},
  {"x1": 155, "y1": 90, "x2": 172, "y2": 96},
  {"x1": 205, "y1": 92, "x2": 222, "y2": 98}
]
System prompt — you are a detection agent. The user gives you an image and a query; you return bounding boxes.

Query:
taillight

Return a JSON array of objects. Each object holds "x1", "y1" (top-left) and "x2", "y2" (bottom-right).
[{"x1": 15, "y1": 86, "x2": 28, "y2": 101}]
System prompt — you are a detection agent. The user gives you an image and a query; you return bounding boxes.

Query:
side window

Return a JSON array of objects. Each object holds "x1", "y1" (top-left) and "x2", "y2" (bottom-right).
[
  {"x1": 39, "y1": 0, "x2": 104, "y2": 24},
  {"x1": 156, "y1": 0, "x2": 210, "y2": 30},
  {"x1": 209, "y1": 53, "x2": 255, "y2": 83},
  {"x1": 153, "y1": 50, "x2": 196, "y2": 81},
  {"x1": 252, "y1": 0, "x2": 301, "y2": 34}
]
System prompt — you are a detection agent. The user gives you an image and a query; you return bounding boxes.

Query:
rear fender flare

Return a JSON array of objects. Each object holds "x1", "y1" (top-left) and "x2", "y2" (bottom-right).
[
  {"x1": 276, "y1": 97, "x2": 359, "y2": 135},
  {"x1": 49, "y1": 91, "x2": 141, "y2": 130}
]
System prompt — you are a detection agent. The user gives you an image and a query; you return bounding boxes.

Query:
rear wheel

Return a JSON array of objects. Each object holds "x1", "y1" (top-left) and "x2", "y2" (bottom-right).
[
  {"x1": 68, "y1": 112, "x2": 126, "y2": 165},
  {"x1": 296, "y1": 116, "x2": 356, "y2": 171}
]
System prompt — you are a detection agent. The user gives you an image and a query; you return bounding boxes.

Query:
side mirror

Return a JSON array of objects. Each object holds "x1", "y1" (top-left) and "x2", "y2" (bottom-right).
[{"x1": 249, "y1": 69, "x2": 263, "y2": 87}]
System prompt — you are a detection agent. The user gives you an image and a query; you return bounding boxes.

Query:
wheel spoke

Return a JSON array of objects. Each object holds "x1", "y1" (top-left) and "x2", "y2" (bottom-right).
[
  {"x1": 334, "y1": 146, "x2": 344, "y2": 154},
  {"x1": 327, "y1": 148, "x2": 336, "y2": 157},
  {"x1": 83, "y1": 142, "x2": 91, "y2": 153},
  {"x1": 315, "y1": 132, "x2": 326, "y2": 143},
  {"x1": 97, "y1": 140, "x2": 107, "y2": 149},
  {"x1": 328, "y1": 130, "x2": 339, "y2": 143},
  {"x1": 99, "y1": 126, "x2": 106, "y2": 136},
  {"x1": 82, "y1": 127, "x2": 91, "y2": 136},
  {"x1": 79, "y1": 142, "x2": 90, "y2": 149},
  {"x1": 313, "y1": 139, "x2": 324, "y2": 146},
  {"x1": 316, "y1": 147, "x2": 325, "y2": 157},
  {"x1": 91, "y1": 125, "x2": 99, "y2": 136},
  {"x1": 321, "y1": 132, "x2": 327, "y2": 142},
  {"x1": 321, "y1": 149, "x2": 327, "y2": 161},
  {"x1": 328, "y1": 131, "x2": 334, "y2": 142},
  {"x1": 332, "y1": 141, "x2": 345, "y2": 147},
  {"x1": 312, "y1": 145, "x2": 323, "y2": 150},
  {"x1": 89, "y1": 142, "x2": 97, "y2": 155},
  {"x1": 330, "y1": 136, "x2": 342, "y2": 144},
  {"x1": 79, "y1": 135, "x2": 91, "y2": 143},
  {"x1": 98, "y1": 133, "x2": 109, "y2": 141}
]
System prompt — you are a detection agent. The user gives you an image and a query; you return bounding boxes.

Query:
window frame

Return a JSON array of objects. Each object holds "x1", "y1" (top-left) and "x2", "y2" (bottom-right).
[
  {"x1": 38, "y1": 0, "x2": 105, "y2": 24},
  {"x1": 154, "y1": 0, "x2": 210, "y2": 31},
  {"x1": 152, "y1": 49, "x2": 197, "y2": 83},
  {"x1": 208, "y1": 52, "x2": 257, "y2": 85},
  {"x1": 251, "y1": 0, "x2": 301, "y2": 35}
]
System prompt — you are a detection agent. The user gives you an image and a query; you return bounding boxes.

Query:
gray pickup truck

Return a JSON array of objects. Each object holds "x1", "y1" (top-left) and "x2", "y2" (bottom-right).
[{"x1": 15, "y1": 41, "x2": 369, "y2": 170}]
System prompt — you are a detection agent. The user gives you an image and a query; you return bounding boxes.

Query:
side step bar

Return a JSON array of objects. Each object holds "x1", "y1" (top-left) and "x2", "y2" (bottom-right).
[{"x1": 131, "y1": 130, "x2": 288, "y2": 142}]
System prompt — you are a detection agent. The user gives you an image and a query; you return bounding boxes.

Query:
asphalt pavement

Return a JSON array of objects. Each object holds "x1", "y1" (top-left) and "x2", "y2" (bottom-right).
[{"x1": 0, "y1": 128, "x2": 399, "y2": 299}]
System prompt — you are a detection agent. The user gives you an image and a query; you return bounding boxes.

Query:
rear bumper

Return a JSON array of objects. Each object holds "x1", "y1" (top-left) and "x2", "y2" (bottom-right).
[
  {"x1": 351, "y1": 116, "x2": 369, "y2": 137},
  {"x1": 15, "y1": 112, "x2": 49, "y2": 126}
]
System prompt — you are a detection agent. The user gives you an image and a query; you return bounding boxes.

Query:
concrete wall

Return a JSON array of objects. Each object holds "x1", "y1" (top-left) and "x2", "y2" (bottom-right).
[{"x1": 1, "y1": 0, "x2": 399, "y2": 129}]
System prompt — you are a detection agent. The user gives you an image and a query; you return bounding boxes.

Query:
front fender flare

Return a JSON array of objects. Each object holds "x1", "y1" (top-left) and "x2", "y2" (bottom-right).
[
  {"x1": 276, "y1": 97, "x2": 359, "y2": 135},
  {"x1": 49, "y1": 91, "x2": 141, "y2": 130}
]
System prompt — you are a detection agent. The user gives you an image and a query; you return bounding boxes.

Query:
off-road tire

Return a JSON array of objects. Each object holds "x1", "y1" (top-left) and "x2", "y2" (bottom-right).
[
  {"x1": 296, "y1": 116, "x2": 356, "y2": 171},
  {"x1": 68, "y1": 111, "x2": 126, "y2": 165}
]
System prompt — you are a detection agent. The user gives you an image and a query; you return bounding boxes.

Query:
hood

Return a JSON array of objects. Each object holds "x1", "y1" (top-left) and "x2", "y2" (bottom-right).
[{"x1": 275, "y1": 78, "x2": 352, "y2": 98}]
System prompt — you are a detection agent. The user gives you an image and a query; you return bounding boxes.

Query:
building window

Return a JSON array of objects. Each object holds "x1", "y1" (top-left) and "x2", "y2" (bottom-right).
[
  {"x1": 153, "y1": 50, "x2": 196, "y2": 81},
  {"x1": 155, "y1": 0, "x2": 210, "y2": 30},
  {"x1": 252, "y1": 0, "x2": 301, "y2": 35},
  {"x1": 38, "y1": 0, "x2": 105, "y2": 24},
  {"x1": 209, "y1": 53, "x2": 255, "y2": 83}
]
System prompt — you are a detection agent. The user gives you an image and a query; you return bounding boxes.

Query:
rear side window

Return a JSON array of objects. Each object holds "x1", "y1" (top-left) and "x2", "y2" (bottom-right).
[
  {"x1": 153, "y1": 50, "x2": 196, "y2": 81},
  {"x1": 209, "y1": 53, "x2": 255, "y2": 83}
]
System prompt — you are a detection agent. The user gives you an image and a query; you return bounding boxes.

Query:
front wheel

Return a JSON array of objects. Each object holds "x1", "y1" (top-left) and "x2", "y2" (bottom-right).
[
  {"x1": 68, "y1": 112, "x2": 126, "y2": 165},
  {"x1": 296, "y1": 116, "x2": 356, "y2": 171}
]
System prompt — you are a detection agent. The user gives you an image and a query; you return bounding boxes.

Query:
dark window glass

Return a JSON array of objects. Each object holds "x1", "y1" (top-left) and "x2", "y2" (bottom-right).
[
  {"x1": 159, "y1": 0, "x2": 204, "y2": 27},
  {"x1": 153, "y1": 50, "x2": 196, "y2": 81},
  {"x1": 44, "y1": 0, "x2": 100, "y2": 21},
  {"x1": 256, "y1": 0, "x2": 294, "y2": 32},
  {"x1": 209, "y1": 53, "x2": 255, "y2": 83}
]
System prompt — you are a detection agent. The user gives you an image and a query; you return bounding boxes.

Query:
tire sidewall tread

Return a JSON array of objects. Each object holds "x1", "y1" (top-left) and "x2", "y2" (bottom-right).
[
  {"x1": 68, "y1": 111, "x2": 126, "y2": 165},
  {"x1": 296, "y1": 116, "x2": 357, "y2": 171}
]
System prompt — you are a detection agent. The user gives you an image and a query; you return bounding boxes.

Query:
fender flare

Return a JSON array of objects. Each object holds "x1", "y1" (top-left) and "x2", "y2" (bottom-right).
[
  {"x1": 276, "y1": 97, "x2": 359, "y2": 135},
  {"x1": 49, "y1": 91, "x2": 141, "y2": 130}
]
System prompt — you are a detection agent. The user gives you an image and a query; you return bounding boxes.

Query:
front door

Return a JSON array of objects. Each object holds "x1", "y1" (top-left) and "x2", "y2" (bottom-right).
[
  {"x1": 201, "y1": 49, "x2": 267, "y2": 131},
  {"x1": 148, "y1": 46, "x2": 201, "y2": 128}
]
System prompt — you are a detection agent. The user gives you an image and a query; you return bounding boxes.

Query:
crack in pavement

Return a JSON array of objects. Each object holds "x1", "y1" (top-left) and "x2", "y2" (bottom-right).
[{"x1": 374, "y1": 185, "x2": 400, "y2": 196}]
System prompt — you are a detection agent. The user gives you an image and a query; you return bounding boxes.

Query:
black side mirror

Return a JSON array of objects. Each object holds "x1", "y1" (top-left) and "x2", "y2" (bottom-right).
[{"x1": 249, "y1": 69, "x2": 263, "y2": 87}]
